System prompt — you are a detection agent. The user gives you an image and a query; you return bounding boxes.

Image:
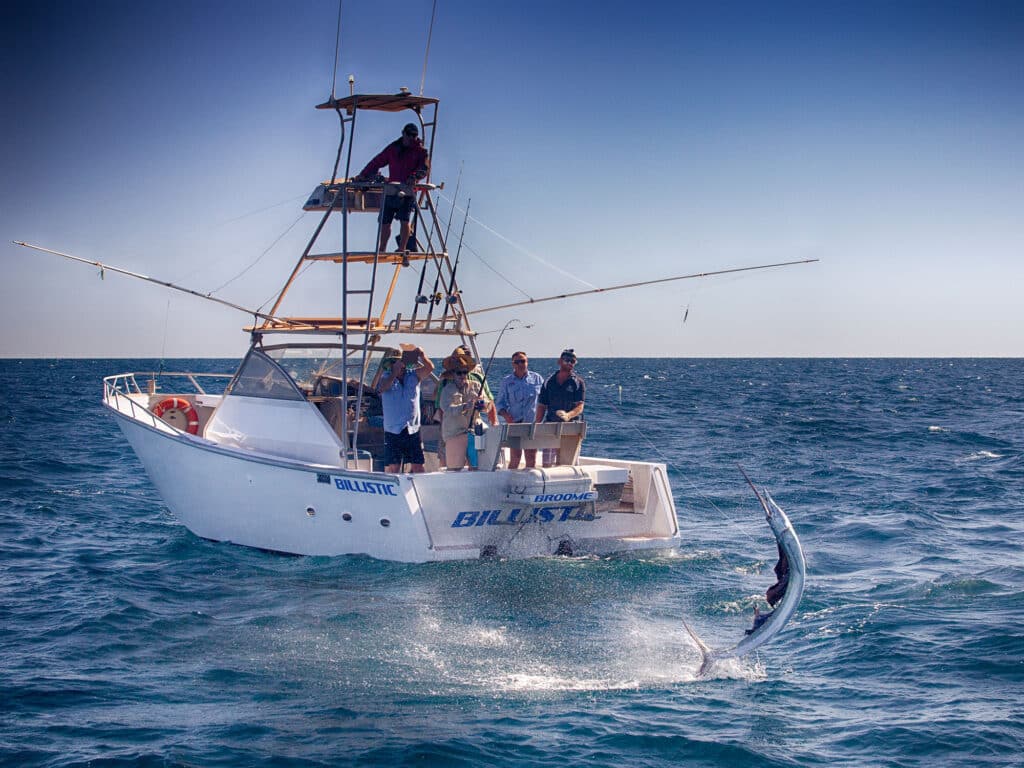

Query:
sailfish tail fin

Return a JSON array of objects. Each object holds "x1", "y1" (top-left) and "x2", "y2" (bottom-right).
[{"x1": 681, "y1": 618, "x2": 715, "y2": 676}]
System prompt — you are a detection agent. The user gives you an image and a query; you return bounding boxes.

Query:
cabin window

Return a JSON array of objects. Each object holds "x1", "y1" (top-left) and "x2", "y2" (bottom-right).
[{"x1": 228, "y1": 350, "x2": 304, "y2": 401}]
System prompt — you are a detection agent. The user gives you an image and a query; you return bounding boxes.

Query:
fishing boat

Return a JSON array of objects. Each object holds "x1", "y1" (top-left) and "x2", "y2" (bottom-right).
[
  {"x1": 87, "y1": 89, "x2": 689, "y2": 563},
  {"x1": 16, "y1": 78, "x2": 809, "y2": 668}
]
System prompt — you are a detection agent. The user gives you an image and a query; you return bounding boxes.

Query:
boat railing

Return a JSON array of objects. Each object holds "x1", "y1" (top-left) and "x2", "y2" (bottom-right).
[{"x1": 102, "y1": 372, "x2": 234, "y2": 435}]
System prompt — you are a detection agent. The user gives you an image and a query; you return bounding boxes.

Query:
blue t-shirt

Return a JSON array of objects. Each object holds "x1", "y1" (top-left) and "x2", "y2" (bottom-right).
[
  {"x1": 379, "y1": 370, "x2": 421, "y2": 435},
  {"x1": 496, "y1": 370, "x2": 544, "y2": 423}
]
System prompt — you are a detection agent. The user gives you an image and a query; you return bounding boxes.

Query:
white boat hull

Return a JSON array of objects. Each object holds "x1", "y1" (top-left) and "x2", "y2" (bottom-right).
[{"x1": 110, "y1": 406, "x2": 681, "y2": 562}]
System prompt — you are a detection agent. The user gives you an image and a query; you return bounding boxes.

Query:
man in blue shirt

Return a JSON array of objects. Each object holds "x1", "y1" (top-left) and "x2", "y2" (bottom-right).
[
  {"x1": 495, "y1": 351, "x2": 544, "y2": 469},
  {"x1": 378, "y1": 346, "x2": 434, "y2": 472}
]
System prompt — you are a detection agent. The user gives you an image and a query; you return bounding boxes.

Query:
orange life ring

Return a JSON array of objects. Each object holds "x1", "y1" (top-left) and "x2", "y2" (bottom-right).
[{"x1": 151, "y1": 397, "x2": 200, "y2": 435}]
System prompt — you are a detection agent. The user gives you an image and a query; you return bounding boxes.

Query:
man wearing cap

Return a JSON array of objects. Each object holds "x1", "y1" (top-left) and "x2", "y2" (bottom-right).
[
  {"x1": 355, "y1": 123, "x2": 430, "y2": 256},
  {"x1": 536, "y1": 349, "x2": 586, "y2": 467},
  {"x1": 377, "y1": 345, "x2": 434, "y2": 473}
]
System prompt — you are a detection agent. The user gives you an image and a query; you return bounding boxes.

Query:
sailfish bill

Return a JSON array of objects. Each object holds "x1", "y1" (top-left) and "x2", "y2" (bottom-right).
[{"x1": 687, "y1": 481, "x2": 807, "y2": 676}]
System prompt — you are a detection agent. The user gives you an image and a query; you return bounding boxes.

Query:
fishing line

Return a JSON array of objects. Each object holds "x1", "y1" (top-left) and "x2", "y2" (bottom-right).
[
  {"x1": 438, "y1": 192, "x2": 597, "y2": 289},
  {"x1": 158, "y1": 299, "x2": 171, "y2": 375},
  {"x1": 209, "y1": 213, "x2": 306, "y2": 295},
  {"x1": 256, "y1": 260, "x2": 317, "y2": 313},
  {"x1": 214, "y1": 194, "x2": 310, "y2": 227},
  {"x1": 587, "y1": 381, "x2": 764, "y2": 552},
  {"x1": 165, "y1": 200, "x2": 308, "y2": 289},
  {"x1": 460, "y1": 241, "x2": 533, "y2": 301}
]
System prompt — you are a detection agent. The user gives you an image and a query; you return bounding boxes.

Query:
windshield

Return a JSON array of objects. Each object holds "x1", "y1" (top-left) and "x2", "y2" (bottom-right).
[{"x1": 261, "y1": 345, "x2": 387, "y2": 392}]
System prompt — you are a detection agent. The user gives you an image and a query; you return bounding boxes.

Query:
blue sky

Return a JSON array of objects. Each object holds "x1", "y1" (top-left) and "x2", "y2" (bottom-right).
[{"x1": 2, "y1": 1, "x2": 1021, "y2": 358}]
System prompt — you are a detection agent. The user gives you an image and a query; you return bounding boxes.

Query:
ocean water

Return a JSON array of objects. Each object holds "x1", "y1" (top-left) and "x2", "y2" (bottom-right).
[{"x1": 1, "y1": 357, "x2": 1021, "y2": 767}]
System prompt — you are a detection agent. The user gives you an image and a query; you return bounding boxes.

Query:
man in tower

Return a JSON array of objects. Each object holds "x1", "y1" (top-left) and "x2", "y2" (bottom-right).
[{"x1": 355, "y1": 122, "x2": 430, "y2": 258}]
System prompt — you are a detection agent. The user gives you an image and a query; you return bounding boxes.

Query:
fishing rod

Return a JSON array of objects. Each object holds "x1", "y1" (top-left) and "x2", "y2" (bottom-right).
[
  {"x1": 435, "y1": 197, "x2": 471, "y2": 326},
  {"x1": 481, "y1": 318, "x2": 527, "y2": 383},
  {"x1": 12, "y1": 241, "x2": 290, "y2": 325},
  {"x1": 467, "y1": 258, "x2": 820, "y2": 316},
  {"x1": 443, "y1": 161, "x2": 464, "y2": 243}
]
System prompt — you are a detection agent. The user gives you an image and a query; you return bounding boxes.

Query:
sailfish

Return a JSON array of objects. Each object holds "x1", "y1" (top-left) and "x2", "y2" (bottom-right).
[{"x1": 686, "y1": 472, "x2": 807, "y2": 676}]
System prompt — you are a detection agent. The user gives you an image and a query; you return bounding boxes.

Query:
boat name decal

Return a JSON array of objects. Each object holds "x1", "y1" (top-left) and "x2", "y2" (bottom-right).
[
  {"x1": 451, "y1": 506, "x2": 599, "y2": 528},
  {"x1": 530, "y1": 491, "x2": 597, "y2": 503},
  {"x1": 334, "y1": 478, "x2": 398, "y2": 497}
]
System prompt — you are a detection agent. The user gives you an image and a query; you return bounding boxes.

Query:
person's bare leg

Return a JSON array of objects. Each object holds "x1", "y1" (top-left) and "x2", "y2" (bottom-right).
[
  {"x1": 508, "y1": 448, "x2": 522, "y2": 469},
  {"x1": 445, "y1": 433, "x2": 468, "y2": 470}
]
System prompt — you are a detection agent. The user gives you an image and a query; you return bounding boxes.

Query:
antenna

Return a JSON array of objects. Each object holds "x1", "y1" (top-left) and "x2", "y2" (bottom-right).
[
  {"x1": 330, "y1": 0, "x2": 343, "y2": 98},
  {"x1": 420, "y1": 0, "x2": 438, "y2": 95}
]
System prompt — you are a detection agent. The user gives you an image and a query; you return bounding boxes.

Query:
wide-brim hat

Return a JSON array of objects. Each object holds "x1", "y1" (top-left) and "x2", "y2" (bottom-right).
[{"x1": 442, "y1": 347, "x2": 477, "y2": 372}]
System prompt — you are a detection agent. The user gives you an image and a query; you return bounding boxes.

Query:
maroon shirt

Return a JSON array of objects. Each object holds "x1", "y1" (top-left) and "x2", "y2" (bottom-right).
[{"x1": 359, "y1": 139, "x2": 429, "y2": 184}]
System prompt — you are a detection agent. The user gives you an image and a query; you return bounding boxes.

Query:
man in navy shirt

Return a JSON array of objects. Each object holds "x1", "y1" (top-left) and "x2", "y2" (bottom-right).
[{"x1": 536, "y1": 349, "x2": 585, "y2": 467}]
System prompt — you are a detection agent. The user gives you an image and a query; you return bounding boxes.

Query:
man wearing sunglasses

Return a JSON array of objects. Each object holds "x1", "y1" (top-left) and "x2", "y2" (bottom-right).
[
  {"x1": 495, "y1": 352, "x2": 544, "y2": 469},
  {"x1": 354, "y1": 122, "x2": 430, "y2": 256},
  {"x1": 438, "y1": 363, "x2": 492, "y2": 471},
  {"x1": 536, "y1": 349, "x2": 586, "y2": 467}
]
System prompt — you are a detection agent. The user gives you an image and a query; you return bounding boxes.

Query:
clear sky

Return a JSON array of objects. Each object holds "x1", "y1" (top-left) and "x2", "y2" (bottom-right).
[{"x1": 2, "y1": 1, "x2": 1021, "y2": 358}]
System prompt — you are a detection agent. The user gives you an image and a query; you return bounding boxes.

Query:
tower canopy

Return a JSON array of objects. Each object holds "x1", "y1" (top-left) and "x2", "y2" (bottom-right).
[{"x1": 316, "y1": 93, "x2": 439, "y2": 112}]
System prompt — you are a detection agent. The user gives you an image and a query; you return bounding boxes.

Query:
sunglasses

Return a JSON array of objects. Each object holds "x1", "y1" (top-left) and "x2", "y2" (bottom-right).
[
  {"x1": 455, "y1": 370, "x2": 469, "y2": 376},
  {"x1": 512, "y1": 359, "x2": 527, "y2": 364}
]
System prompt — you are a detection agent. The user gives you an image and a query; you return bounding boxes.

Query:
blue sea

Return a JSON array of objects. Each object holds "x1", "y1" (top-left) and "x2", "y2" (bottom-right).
[{"x1": 1, "y1": 358, "x2": 1021, "y2": 767}]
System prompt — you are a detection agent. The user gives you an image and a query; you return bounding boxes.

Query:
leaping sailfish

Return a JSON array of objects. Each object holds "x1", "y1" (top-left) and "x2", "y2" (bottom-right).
[{"x1": 686, "y1": 470, "x2": 807, "y2": 676}]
